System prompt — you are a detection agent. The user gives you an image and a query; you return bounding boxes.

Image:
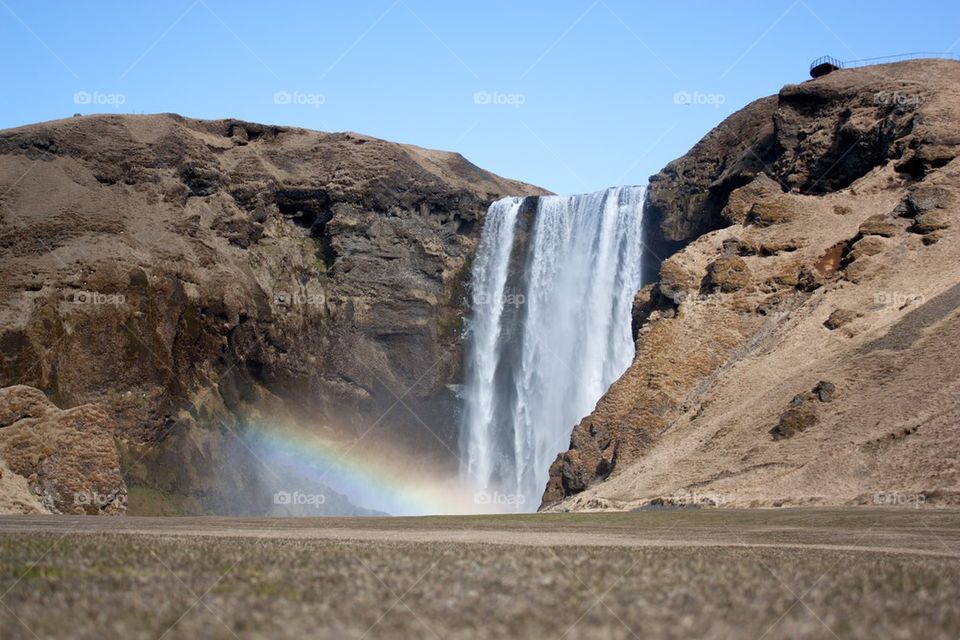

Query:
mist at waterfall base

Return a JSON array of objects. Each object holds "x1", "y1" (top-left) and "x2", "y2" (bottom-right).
[
  {"x1": 234, "y1": 422, "x2": 488, "y2": 517},
  {"x1": 460, "y1": 187, "x2": 645, "y2": 512}
]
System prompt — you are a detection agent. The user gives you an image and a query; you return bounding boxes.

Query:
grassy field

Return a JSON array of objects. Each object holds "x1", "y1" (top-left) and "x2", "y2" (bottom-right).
[{"x1": 1, "y1": 508, "x2": 958, "y2": 639}]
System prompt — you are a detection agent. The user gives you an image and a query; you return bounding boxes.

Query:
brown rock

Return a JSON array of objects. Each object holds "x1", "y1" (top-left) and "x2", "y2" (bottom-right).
[
  {"x1": 770, "y1": 381, "x2": 834, "y2": 439},
  {"x1": 721, "y1": 238, "x2": 743, "y2": 255},
  {"x1": 770, "y1": 403, "x2": 818, "y2": 440},
  {"x1": 727, "y1": 237, "x2": 799, "y2": 257},
  {"x1": 0, "y1": 386, "x2": 126, "y2": 514},
  {"x1": 704, "y1": 256, "x2": 752, "y2": 293},
  {"x1": 814, "y1": 380, "x2": 836, "y2": 403},
  {"x1": 770, "y1": 266, "x2": 801, "y2": 288},
  {"x1": 847, "y1": 236, "x2": 890, "y2": 261},
  {"x1": 746, "y1": 201, "x2": 794, "y2": 227},
  {"x1": 722, "y1": 174, "x2": 786, "y2": 225},
  {"x1": 757, "y1": 240, "x2": 799, "y2": 256},
  {"x1": 756, "y1": 291, "x2": 792, "y2": 315},
  {"x1": 911, "y1": 209, "x2": 951, "y2": 234},
  {"x1": 796, "y1": 266, "x2": 826, "y2": 292},
  {"x1": 859, "y1": 214, "x2": 900, "y2": 237},
  {"x1": 658, "y1": 258, "x2": 699, "y2": 303},
  {"x1": 0, "y1": 385, "x2": 54, "y2": 428},
  {"x1": 824, "y1": 308, "x2": 859, "y2": 330}
]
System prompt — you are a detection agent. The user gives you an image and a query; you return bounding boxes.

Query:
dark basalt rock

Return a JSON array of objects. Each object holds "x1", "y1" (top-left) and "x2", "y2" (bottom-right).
[
  {"x1": 770, "y1": 404, "x2": 818, "y2": 440},
  {"x1": 769, "y1": 381, "x2": 835, "y2": 440},
  {"x1": 815, "y1": 380, "x2": 837, "y2": 403}
]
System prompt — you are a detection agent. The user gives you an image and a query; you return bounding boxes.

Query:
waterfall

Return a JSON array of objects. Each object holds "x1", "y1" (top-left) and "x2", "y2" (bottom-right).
[{"x1": 460, "y1": 186, "x2": 645, "y2": 511}]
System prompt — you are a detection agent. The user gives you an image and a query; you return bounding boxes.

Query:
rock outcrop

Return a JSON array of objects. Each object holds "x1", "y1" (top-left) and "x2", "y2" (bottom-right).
[
  {"x1": 544, "y1": 59, "x2": 960, "y2": 510},
  {"x1": 0, "y1": 114, "x2": 546, "y2": 513},
  {"x1": 0, "y1": 385, "x2": 125, "y2": 514}
]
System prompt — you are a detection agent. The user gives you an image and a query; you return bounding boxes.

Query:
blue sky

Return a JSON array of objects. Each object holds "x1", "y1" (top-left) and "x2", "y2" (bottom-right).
[{"x1": 1, "y1": 1, "x2": 957, "y2": 194}]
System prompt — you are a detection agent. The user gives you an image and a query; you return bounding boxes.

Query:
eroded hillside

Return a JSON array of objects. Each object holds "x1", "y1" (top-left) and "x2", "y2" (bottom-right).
[{"x1": 544, "y1": 59, "x2": 960, "y2": 510}]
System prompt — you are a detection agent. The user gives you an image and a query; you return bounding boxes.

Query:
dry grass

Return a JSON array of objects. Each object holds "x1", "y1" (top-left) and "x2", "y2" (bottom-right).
[{"x1": 1, "y1": 508, "x2": 958, "y2": 639}]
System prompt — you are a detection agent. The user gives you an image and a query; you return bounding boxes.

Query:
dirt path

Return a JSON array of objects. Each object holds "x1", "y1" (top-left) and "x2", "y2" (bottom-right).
[{"x1": 2, "y1": 510, "x2": 959, "y2": 558}]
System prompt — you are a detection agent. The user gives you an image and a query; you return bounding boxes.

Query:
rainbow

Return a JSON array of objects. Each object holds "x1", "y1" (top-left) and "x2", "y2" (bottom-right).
[{"x1": 245, "y1": 423, "x2": 491, "y2": 516}]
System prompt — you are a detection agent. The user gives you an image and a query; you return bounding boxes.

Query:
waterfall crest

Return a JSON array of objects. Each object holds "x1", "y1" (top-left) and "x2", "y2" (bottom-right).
[{"x1": 460, "y1": 187, "x2": 645, "y2": 510}]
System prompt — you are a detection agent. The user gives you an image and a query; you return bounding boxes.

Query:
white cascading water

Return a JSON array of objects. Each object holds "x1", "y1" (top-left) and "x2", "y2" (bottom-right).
[{"x1": 460, "y1": 186, "x2": 645, "y2": 511}]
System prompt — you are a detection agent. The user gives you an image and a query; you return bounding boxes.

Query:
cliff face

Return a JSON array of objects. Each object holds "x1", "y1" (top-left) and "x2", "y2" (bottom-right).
[
  {"x1": 544, "y1": 59, "x2": 960, "y2": 510},
  {"x1": 0, "y1": 114, "x2": 545, "y2": 513}
]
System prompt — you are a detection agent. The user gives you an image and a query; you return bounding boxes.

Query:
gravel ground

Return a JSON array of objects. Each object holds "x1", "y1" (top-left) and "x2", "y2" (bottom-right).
[{"x1": 1, "y1": 509, "x2": 958, "y2": 639}]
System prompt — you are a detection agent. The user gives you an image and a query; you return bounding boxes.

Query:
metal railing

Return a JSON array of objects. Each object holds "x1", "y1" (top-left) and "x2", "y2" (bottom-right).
[
  {"x1": 809, "y1": 55, "x2": 842, "y2": 71},
  {"x1": 811, "y1": 52, "x2": 960, "y2": 72}
]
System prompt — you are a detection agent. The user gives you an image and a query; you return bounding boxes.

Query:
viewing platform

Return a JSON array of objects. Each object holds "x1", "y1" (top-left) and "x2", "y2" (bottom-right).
[{"x1": 810, "y1": 52, "x2": 960, "y2": 78}]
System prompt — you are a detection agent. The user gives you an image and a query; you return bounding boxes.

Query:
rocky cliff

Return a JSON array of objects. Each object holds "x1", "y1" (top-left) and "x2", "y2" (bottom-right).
[
  {"x1": 544, "y1": 59, "x2": 960, "y2": 510},
  {"x1": 0, "y1": 113, "x2": 545, "y2": 514}
]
